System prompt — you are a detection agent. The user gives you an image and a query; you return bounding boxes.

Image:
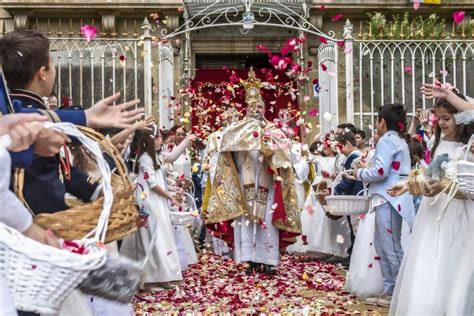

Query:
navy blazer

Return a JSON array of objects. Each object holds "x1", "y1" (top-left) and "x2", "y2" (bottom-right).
[
  {"x1": 0, "y1": 71, "x2": 86, "y2": 167},
  {"x1": 334, "y1": 150, "x2": 364, "y2": 196},
  {"x1": 8, "y1": 90, "x2": 97, "y2": 214}
]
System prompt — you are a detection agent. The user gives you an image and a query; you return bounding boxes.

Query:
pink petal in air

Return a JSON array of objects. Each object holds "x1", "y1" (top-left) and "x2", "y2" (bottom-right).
[
  {"x1": 80, "y1": 25, "x2": 98, "y2": 42},
  {"x1": 453, "y1": 11, "x2": 466, "y2": 25},
  {"x1": 331, "y1": 14, "x2": 344, "y2": 22},
  {"x1": 413, "y1": 0, "x2": 420, "y2": 10}
]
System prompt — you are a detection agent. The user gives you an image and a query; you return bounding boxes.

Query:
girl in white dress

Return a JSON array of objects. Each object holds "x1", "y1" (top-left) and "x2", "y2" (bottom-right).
[
  {"x1": 344, "y1": 134, "x2": 385, "y2": 298},
  {"x1": 120, "y1": 129, "x2": 183, "y2": 287},
  {"x1": 307, "y1": 139, "x2": 352, "y2": 258},
  {"x1": 286, "y1": 143, "x2": 311, "y2": 254},
  {"x1": 388, "y1": 97, "x2": 474, "y2": 315}
]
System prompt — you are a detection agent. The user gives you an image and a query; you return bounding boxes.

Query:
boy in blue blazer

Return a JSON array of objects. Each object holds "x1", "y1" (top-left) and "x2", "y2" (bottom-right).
[{"x1": 354, "y1": 104, "x2": 415, "y2": 307}]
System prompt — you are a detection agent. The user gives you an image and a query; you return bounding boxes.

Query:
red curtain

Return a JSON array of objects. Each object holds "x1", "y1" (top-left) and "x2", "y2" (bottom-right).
[{"x1": 190, "y1": 68, "x2": 299, "y2": 134}]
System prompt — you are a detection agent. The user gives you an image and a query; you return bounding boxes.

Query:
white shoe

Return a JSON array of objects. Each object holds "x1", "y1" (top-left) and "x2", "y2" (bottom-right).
[
  {"x1": 365, "y1": 296, "x2": 380, "y2": 306},
  {"x1": 376, "y1": 295, "x2": 392, "y2": 307}
]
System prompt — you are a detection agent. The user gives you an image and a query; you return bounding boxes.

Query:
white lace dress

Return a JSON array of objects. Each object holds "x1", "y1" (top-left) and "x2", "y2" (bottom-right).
[
  {"x1": 306, "y1": 156, "x2": 352, "y2": 257},
  {"x1": 390, "y1": 140, "x2": 474, "y2": 315},
  {"x1": 344, "y1": 149, "x2": 385, "y2": 298}
]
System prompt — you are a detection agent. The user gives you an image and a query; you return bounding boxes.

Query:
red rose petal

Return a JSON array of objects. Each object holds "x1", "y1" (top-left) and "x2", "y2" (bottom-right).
[
  {"x1": 378, "y1": 168, "x2": 384, "y2": 176},
  {"x1": 392, "y1": 161, "x2": 401, "y2": 171},
  {"x1": 331, "y1": 14, "x2": 344, "y2": 22},
  {"x1": 387, "y1": 228, "x2": 393, "y2": 234}
]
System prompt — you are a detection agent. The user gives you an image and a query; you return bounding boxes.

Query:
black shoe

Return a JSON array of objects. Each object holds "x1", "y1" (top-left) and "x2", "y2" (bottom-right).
[
  {"x1": 245, "y1": 262, "x2": 258, "y2": 274},
  {"x1": 263, "y1": 264, "x2": 277, "y2": 276}
]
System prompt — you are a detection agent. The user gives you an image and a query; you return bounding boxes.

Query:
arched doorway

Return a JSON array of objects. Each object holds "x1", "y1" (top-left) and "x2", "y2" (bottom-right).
[{"x1": 156, "y1": 0, "x2": 345, "y2": 133}]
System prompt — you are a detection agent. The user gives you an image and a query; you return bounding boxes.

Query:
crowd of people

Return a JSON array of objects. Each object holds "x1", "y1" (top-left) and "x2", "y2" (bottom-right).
[{"x1": 0, "y1": 29, "x2": 473, "y2": 316}]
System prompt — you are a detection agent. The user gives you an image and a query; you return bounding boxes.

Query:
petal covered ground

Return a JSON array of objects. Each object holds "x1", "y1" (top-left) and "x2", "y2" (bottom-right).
[{"x1": 133, "y1": 251, "x2": 388, "y2": 314}]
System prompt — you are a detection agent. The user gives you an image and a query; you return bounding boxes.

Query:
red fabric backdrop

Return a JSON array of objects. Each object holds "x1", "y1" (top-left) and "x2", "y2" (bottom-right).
[
  {"x1": 193, "y1": 69, "x2": 301, "y2": 249},
  {"x1": 190, "y1": 68, "x2": 299, "y2": 134}
]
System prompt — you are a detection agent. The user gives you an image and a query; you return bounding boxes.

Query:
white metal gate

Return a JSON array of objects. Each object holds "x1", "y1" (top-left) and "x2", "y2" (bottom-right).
[{"x1": 344, "y1": 21, "x2": 474, "y2": 133}]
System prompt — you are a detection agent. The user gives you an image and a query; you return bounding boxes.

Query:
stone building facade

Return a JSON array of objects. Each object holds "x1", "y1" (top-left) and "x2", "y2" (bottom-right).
[{"x1": 1, "y1": 0, "x2": 472, "y2": 129}]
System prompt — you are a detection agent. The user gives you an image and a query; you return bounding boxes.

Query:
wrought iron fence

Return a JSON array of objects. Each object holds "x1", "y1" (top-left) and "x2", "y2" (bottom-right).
[
  {"x1": 1, "y1": 18, "x2": 154, "y2": 114},
  {"x1": 344, "y1": 21, "x2": 474, "y2": 134}
]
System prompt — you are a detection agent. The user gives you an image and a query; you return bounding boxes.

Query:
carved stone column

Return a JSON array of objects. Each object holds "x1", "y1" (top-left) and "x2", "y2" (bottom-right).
[
  {"x1": 101, "y1": 14, "x2": 116, "y2": 35},
  {"x1": 166, "y1": 14, "x2": 180, "y2": 32},
  {"x1": 158, "y1": 43, "x2": 175, "y2": 129},
  {"x1": 13, "y1": 14, "x2": 29, "y2": 31}
]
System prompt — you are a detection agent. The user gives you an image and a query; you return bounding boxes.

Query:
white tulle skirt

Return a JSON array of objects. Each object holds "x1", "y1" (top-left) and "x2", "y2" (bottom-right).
[
  {"x1": 307, "y1": 192, "x2": 352, "y2": 258},
  {"x1": 390, "y1": 196, "x2": 473, "y2": 315},
  {"x1": 344, "y1": 210, "x2": 384, "y2": 298},
  {"x1": 286, "y1": 189, "x2": 317, "y2": 254},
  {"x1": 446, "y1": 199, "x2": 474, "y2": 316}
]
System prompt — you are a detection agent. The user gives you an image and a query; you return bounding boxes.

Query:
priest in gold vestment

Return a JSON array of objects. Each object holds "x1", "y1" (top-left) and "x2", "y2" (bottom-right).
[{"x1": 202, "y1": 69, "x2": 301, "y2": 274}]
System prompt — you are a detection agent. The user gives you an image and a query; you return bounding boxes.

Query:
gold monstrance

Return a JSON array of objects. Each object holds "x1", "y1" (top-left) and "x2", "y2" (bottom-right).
[{"x1": 242, "y1": 67, "x2": 262, "y2": 108}]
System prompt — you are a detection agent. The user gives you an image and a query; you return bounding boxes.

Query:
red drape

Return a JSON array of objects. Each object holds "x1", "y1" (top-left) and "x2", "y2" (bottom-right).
[{"x1": 190, "y1": 68, "x2": 299, "y2": 134}]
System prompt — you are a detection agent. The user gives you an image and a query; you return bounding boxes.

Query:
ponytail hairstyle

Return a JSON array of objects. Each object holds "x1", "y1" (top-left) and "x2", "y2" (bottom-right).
[
  {"x1": 377, "y1": 103, "x2": 408, "y2": 141},
  {"x1": 431, "y1": 92, "x2": 468, "y2": 158},
  {"x1": 133, "y1": 129, "x2": 160, "y2": 172}
]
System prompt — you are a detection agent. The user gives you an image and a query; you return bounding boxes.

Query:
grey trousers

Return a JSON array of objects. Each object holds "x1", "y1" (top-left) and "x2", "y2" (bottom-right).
[{"x1": 374, "y1": 202, "x2": 404, "y2": 296}]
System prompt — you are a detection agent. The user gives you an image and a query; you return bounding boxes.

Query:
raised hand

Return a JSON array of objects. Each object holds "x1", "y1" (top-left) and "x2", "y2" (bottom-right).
[
  {"x1": 85, "y1": 92, "x2": 144, "y2": 129},
  {"x1": 420, "y1": 83, "x2": 448, "y2": 100},
  {"x1": 419, "y1": 109, "x2": 430, "y2": 126},
  {"x1": 186, "y1": 133, "x2": 197, "y2": 142},
  {"x1": 134, "y1": 117, "x2": 155, "y2": 131},
  {"x1": 0, "y1": 113, "x2": 47, "y2": 136}
]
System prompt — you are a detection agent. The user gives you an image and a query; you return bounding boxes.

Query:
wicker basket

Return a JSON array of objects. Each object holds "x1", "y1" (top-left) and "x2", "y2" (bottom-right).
[
  {"x1": 0, "y1": 222, "x2": 106, "y2": 314},
  {"x1": 170, "y1": 192, "x2": 198, "y2": 226},
  {"x1": 457, "y1": 136, "x2": 474, "y2": 196},
  {"x1": 313, "y1": 180, "x2": 331, "y2": 205},
  {"x1": 0, "y1": 122, "x2": 115, "y2": 313},
  {"x1": 313, "y1": 180, "x2": 342, "y2": 220},
  {"x1": 20, "y1": 126, "x2": 138, "y2": 243},
  {"x1": 324, "y1": 170, "x2": 370, "y2": 216}
]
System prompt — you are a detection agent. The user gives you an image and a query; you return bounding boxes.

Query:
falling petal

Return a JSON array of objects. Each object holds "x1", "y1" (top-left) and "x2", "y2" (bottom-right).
[
  {"x1": 323, "y1": 112, "x2": 332, "y2": 122},
  {"x1": 452, "y1": 11, "x2": 465, "y2": 25},
  {"x1": 413, "y1": 0, "x2": 420, "y2": 10},
  {"x1": 80, "y1": 25, "x2": 98, "y2": 42},
  {"x1": 331, "y1": 14, "x2": 344, "y2": 22},
  {"x1": 308, "y1": 108, "x2": 319, "y2": 117}
]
